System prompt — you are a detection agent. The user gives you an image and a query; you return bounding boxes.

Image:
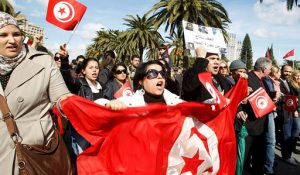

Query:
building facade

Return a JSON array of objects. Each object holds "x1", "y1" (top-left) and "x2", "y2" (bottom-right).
[
  {"x1": 16, "y1": 14, "x2": 44, "y2": 42},
  {"x1": 225, "y1": 33, "x2": 242, "y2": 62}
]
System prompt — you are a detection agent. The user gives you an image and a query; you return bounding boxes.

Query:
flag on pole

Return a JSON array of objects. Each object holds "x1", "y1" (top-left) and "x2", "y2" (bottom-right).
[
  {"x1": 265, "y1": 48, "x2": 270, "y2": 59},
  {"x1": 53, "y1": 78, "x2": 248, "y2": 175},
  {"x1": 46, "y1": 0, "x2": 87, "y2": 31},
  {"x1": 23, "y1": 36, "x2": 33, "y2": 45},
  {"x1": 283, "y1": 49, "x2": 295, "y2": 59},
  {"x1": 247, "y1": 87, "x2": 276, "y2": 118}
]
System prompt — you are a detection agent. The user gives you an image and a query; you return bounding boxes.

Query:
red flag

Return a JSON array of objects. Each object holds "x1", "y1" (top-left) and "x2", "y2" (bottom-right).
[
  {"x1": 46, "y1": 0, "x2": 87, "y2": 31},
  {"x1": 53, "y1": 78, "x2": 248, "y2": 175},
  {"x1": 265, "y1": 49, "x2": 270, "y2": 59},
  {"x1": 198, "y1": 72, "x2": 227, "y2": 109},
  {"x1": 247, "y1": 87, "x2": 276, "y2": 118},
  {"x1": 114, "y1": 81, "x2": 133, "y2": 98},
  {"x1": 23, "y1": 37, "x2": 33, "y2": 46},
  {"x1": 283, "y1": 49, "x2": 295, "y2": 59},
  {"x1": 284, "y1": 95, "x2": 297, "y2": 112}
]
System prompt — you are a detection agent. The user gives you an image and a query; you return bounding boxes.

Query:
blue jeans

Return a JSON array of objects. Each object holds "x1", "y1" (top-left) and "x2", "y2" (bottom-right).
[
  {"x1": 264, "y1": 112, "x2": 276, "y2": 174},
  {"x1": 281, "y1": 112, "x2": 300, "y2": 159}
]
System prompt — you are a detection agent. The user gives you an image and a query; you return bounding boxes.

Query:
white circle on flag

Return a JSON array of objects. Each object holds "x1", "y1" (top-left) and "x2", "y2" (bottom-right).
[
  {"x1": 53, "y1": 1, "x2": 75, "y2": 23},
  {"x1": 122, "y1": 87, "x2": 133, "y2": 97},
  {"x1": 205, "y1": 82, "x2": 220, "y2": 104},
  {"x1": 256, "y1": 96, "x2": 268, "y2": 109},
  {"x1": 286, "y1": 99, "x2": 294, "y2": 107},
  {"x1": 167, "y1": 117, "x2": 220, "y2": 174}
]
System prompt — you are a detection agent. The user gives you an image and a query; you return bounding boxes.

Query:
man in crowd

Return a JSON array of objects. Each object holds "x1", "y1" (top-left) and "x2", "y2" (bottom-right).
[
  {"x1": 279, "y1": 64, "x2": 300, "y2": 166},
  {"x1": 181, "y1": 46, "x2": 231, "y2": 102},
  {"x1": 128, "y1": 55, "x2": 141, "y2": 80},
  {"x1": 241, "y1": 57, "x2": 273, "y2": 174}
]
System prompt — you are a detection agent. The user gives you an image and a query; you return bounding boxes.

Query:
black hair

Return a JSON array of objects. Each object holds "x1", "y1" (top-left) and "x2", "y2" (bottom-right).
[
  {"x1": 158, "y1": 58, "x2": 171, "y2": 77},
  {"x1": 36, "y1": 45, "x2": 48, "y2": 53},
  {"x1": 100, "y1": 50, "x2": 116, "y2": 69},
  {"x1": 80, "y1": 58, "x2": 99, "y2": 76},
  {"x1": 131, "y1": 55, "x2": 140, "y2": 61},
  {"x1": 76, "y1": 55, "x2": 85, "y2": 61},
  {"x1": 108, "y1": 62, "x2": 128, "y2": 79},
  {"x1": 133, "y1": 60, "x2": 166, "y2": 91}
]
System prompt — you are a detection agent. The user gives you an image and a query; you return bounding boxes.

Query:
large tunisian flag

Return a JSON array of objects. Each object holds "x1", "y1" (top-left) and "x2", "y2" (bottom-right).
[
  {"x1": 54, "y1": 78, "x2": 247, "y2": 175},
  {"x1": 46, "y1": 0, "x2": 87, "y2": 30}
]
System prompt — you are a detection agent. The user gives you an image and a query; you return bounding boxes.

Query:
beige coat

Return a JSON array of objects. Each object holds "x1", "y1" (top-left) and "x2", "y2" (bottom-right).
[{"x1": 0, "y1": 46, "x2": 69, "y2": 174}]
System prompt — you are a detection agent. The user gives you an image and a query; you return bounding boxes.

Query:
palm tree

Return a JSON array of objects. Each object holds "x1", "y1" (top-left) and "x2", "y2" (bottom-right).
[
  {"x1": 166, "y1": 32, "x2": 184, "y2": 66},
  {"x1": 0, "y1": 0, "x2": 16, "y2": 15},
  {"x1": 121, "y1": 14, "x2": 163, "y2": 61},
  {"x1": 146, "y1": 0, "x2": 230, "y2": 39},
  {"x1": 260, "y1": 0, "x2": 299, "y2": 10}
]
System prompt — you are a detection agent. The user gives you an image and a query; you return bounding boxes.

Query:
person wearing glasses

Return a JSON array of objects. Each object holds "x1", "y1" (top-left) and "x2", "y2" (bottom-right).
[
  {"x1": 96, "y1": 60, "x2": 183, "y2": 109},
  {"x1": 103, "y1": 62, "x2": 130, "y2": 100},
  {"x1": 53, "y1": 52, "x2": 62, "y2": 68}
]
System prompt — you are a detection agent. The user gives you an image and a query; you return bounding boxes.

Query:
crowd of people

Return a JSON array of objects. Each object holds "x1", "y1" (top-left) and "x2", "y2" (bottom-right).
[{"x1": 0, "y1": 11, "x2": 300, "y2": 175}]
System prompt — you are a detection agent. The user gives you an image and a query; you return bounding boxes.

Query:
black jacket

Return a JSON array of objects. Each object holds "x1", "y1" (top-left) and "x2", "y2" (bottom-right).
[
  {"x1": 60, "y1": 57, "x2": 103, "y2": 101},
  {"x1": 241, "y1": 71, "x2": 267, "y2": 135},
  {"x1": 181, "y1": 58, "x2": 231, "y2": 102},
  {"x1": 103, "y1": 78, "x2": 121, "y2": 100}
]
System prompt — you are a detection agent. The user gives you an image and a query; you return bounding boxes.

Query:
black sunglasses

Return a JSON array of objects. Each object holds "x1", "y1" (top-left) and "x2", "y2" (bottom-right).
[
  {"x1": 145, "y1": 69, "x2": 166, "y2": 79},
  {"x1": 219, "y1": 66, "x2": 227, "y2": 69},
  {"x1": 115, "y1": 69, "x2": 127, "y2": 75},
  {"x1": 54, "y1": 56, "x2": 61, "y2": 61}
]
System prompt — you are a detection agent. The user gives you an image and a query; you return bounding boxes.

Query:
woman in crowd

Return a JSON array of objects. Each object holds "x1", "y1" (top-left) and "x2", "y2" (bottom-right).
[
  {"x1": 98, "y1": 50, "x2": 116, "y2": 85},
  {"x1": 97, "y1": 60, "x2": 183, "y2": 108},
  {"x1": 158, "y1": 59, "x2": 180, "y2": 96},
  {"x1": 103, "y1": 62, "x2": 130, "y2": 100},
  {"x1": 0, "y1": 12, "x2": 70, "y2": 174},
  {"x1": 60, "y1": 55, "x2": 104, "y2": 173},
  {"x1": 218, "y1": 60, "x2": 229, "y2": 76},
  {"x1": 219, "y1": 59, "x2": 235, "y2": 86}
]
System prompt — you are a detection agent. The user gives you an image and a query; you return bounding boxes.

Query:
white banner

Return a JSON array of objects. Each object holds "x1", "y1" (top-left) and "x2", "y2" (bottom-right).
[{"x1": 182, "y1": 20, "x2": 226, "y2": 56}]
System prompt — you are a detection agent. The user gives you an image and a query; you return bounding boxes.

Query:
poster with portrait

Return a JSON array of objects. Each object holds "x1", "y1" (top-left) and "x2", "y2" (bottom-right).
[{"x1": 182, "y1": 20, "x2": 226, "y2": 56}]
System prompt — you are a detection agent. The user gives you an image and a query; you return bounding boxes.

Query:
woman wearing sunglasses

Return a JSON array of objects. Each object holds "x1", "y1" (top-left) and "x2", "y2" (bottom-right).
[
  {"x1": 103, "y1": 62, "x2": 130, "y2": 100},
  {"x1": 96, "y1": 60, "x2": 183, "y2": 109}
]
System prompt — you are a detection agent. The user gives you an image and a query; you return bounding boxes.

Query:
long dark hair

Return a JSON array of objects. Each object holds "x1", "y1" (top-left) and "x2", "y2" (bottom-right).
[
  {"x1": 109, "y1": 62, "x2": 128, "y2": 80},
  {"x1": 100, "y1": 50, "x2": 116, "y2": 70},
  {"x1": 80, "y1": 58, "x2": 99, "y2": 76},
  {"x1": 133, "y1": 60, "x2": 166, "y2": 91}
]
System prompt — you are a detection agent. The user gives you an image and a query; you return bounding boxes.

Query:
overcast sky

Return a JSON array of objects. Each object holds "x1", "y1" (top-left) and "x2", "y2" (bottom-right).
[{"x1": 9, "y1": 0, "x2": 300, "y2": 65}]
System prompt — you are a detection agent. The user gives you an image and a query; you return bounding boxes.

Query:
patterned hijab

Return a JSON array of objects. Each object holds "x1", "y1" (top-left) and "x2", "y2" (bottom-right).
[{"x1": 0, "y1": 12, "x2": 27, "y2": 75}]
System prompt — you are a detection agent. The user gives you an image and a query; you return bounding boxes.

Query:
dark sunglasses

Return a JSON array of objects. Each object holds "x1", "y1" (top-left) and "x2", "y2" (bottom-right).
[
  {"x1": 115, "y1": 69, "x2": 127, "y2": 75},
  {"x1": 54, "y1": 56, "x2": 61, "y2": 61},
  {"x1": 145, "y1": 69, "x2": 166, "y2": 79},
  {"x1": 219, "y1": 66, "x2": 227, "y2": 69}
]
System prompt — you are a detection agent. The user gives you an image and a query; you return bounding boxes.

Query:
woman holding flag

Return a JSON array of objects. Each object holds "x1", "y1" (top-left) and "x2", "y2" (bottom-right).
[{"x1": 103, "y1": 62, "x2": 131, "y2": 100}]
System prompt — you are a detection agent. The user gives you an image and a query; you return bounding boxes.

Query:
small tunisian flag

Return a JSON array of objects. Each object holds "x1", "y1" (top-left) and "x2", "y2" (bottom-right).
[
  {"x1": 283, "y1": 49, "x2": 295, "y2": 59},
  {"x1": 198, "y1": 72, "x2": 227, "y2": 109},
  {"x1": 46, "y1": 0, "x2": 87, "y2": 30},
  {"x1": 248, "y1": 87, "x2": 276, "y2": 118},
  {"x1": 53, "y1": 78, "x2": 247, "y2": 175},
  {"x1": 284, "y1": 95, "x2": 297, "y2": 112},
  {"x1": 114, "y1": 81, "x2": 133, "y2": 98},
  {"x1": 265, "y1": 49, "x2": 270, "y2": 59}
]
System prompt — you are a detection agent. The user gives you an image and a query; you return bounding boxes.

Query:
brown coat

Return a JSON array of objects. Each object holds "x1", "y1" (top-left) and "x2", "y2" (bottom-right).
[{"x1": 0, "y1": 46, "x2": 70, "y2": 174}]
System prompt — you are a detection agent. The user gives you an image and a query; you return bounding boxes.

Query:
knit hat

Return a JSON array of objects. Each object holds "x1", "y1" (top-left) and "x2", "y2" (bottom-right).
[
  {"x1": 0, "y1": 12, "x2": 18, "y2": 29},
  {"x1": 229, "y1": 60, "x2": 246, "y2": 71}
]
